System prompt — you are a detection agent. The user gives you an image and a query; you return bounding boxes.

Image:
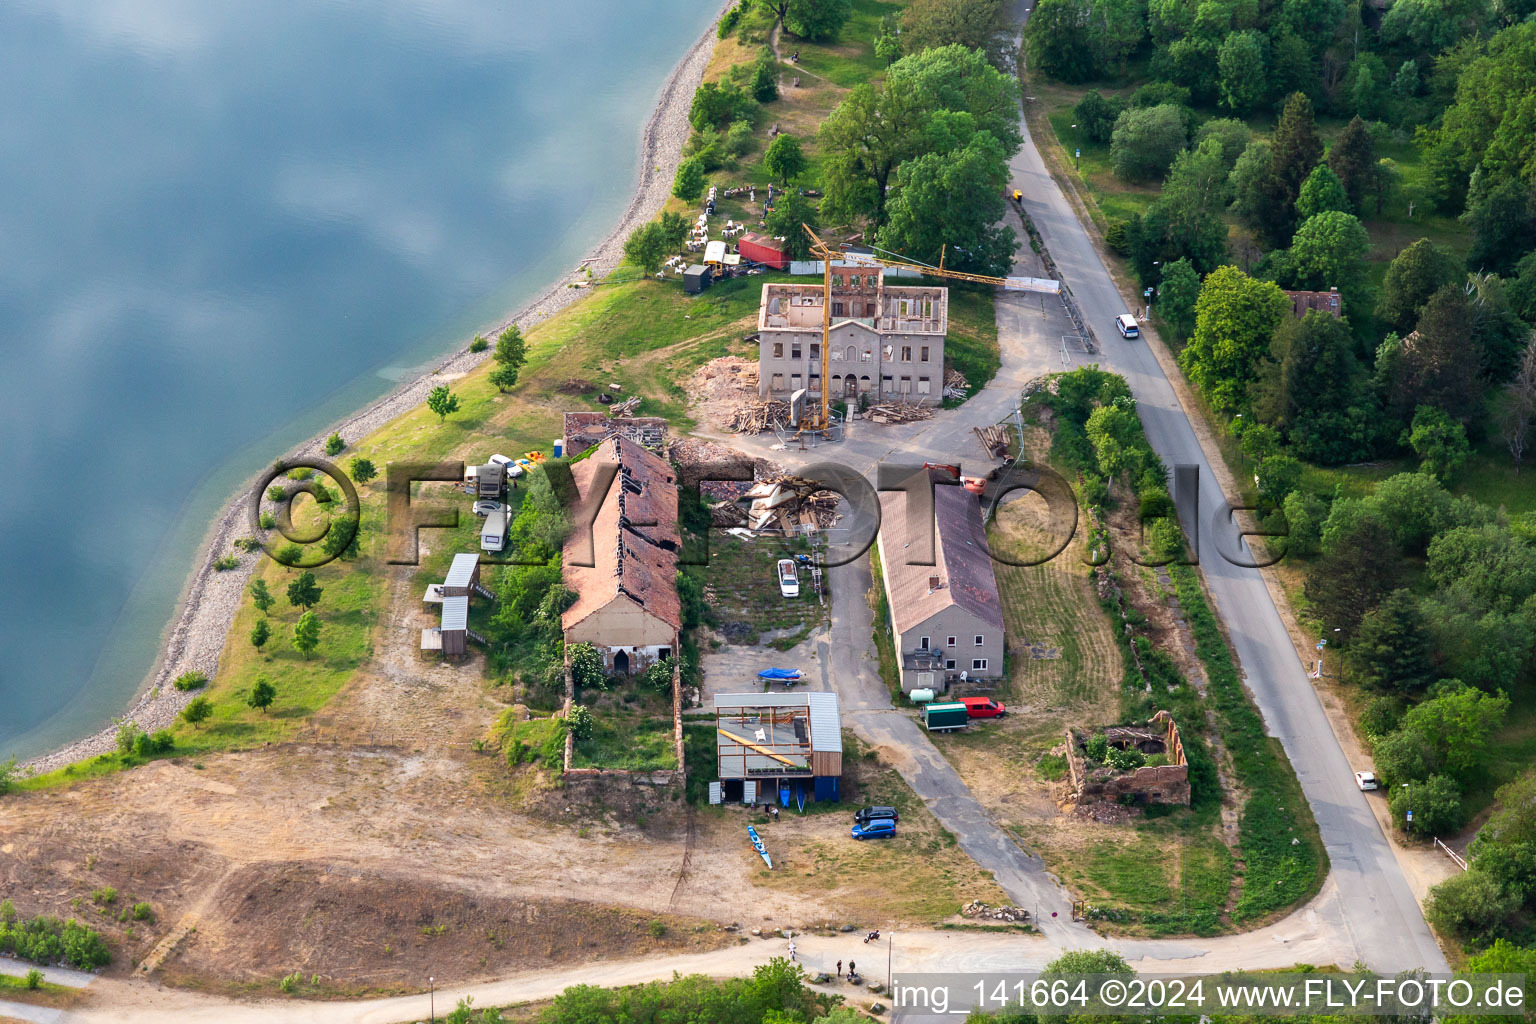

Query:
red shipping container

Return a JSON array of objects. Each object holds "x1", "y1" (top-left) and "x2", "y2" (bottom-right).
[{"x1": 738, "y1": 232, "x2": 789, "y2": 270}]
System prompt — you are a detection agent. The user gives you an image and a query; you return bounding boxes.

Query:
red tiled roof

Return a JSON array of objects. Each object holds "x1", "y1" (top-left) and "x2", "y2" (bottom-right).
[{"x1": 562, "y1": 437, "x2": 682, "y2": 633}]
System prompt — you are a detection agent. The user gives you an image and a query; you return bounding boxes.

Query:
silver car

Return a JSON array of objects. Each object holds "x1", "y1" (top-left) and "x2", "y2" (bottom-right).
[{"x1": 472, "y1": 500, "x2": 504, "y2": 517}]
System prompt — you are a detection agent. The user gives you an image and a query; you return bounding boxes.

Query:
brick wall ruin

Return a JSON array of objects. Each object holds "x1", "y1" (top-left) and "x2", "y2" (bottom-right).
[{"x1": 1064, "y1": 710, "x2": 1190, "y2": 806}]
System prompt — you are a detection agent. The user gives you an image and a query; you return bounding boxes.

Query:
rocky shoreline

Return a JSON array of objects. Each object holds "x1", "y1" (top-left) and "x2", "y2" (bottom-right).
[{"x1": 20, "y1": 2, "x2": 725, "y2": 776}]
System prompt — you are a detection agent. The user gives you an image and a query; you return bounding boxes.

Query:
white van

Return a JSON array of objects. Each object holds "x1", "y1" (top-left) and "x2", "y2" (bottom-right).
[
  {"x1": 1116, "y1": 314, "x2": 1140, "y2": 339},
  {"x1": 480, "y1": 506, "x2": 510, "y2": 553}
]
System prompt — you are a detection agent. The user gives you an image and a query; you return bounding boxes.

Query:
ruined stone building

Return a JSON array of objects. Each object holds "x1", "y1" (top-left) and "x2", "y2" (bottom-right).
[{"x1": 757, "y1": 264, "x2": 948, "y2": 406}]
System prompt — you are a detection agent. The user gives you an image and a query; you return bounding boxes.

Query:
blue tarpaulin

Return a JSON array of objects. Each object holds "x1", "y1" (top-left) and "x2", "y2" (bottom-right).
[{"x1": 757, "y1": 668, "x2": 803, "y2": 680}]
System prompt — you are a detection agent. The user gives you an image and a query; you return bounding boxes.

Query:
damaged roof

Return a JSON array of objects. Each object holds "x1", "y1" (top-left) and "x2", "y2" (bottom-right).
[{"x1": 561, "y1": 436, "x2": 682, "y2": 633}]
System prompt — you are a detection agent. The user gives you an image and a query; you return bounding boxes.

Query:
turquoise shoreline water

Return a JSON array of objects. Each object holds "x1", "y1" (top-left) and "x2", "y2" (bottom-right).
[{"x1": 0, "y1": 0, "x2": 715, "y2": 760}]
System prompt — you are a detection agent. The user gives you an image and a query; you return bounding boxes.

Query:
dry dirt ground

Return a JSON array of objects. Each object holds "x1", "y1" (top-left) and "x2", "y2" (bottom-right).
[{"x1": 0, "y1": 557, "x2": 995, "y2": 999}]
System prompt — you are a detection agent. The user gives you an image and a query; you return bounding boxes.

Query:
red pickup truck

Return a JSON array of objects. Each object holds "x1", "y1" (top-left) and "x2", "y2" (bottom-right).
[{"x1": 958, "y1": 696, "x2": 1007, "y2": 718}]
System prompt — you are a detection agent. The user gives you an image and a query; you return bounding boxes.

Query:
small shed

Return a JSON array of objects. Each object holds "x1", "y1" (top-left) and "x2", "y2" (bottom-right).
[
  {"x1": 806, "y1": 691, "x2": 843, "y2": 802},
  {"x1": 441, "y1": 553, "x2": 481, "y2": 598},
  {"x1": 738, "y1": 232, "x2": 789, "y2": 270},
  {"x1": 683, "y1": 264, "x2": 713, "y2": 295},
  {"x1": 703, "y1": 239, "x2": 727, "y2": 265},
  {"x1": 441, "y1": 595, "x2": 469, "y2": 658}
]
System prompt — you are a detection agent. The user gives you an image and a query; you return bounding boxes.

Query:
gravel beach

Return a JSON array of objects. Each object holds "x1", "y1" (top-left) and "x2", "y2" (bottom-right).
[{"x1": 21, "y1": 4, "x2": 725, "y2": 775}]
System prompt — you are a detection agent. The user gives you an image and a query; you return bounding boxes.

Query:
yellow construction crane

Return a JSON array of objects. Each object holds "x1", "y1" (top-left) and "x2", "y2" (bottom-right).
[{"x1": 798, "y1": 223, "x2": 1061, "y2": 434}]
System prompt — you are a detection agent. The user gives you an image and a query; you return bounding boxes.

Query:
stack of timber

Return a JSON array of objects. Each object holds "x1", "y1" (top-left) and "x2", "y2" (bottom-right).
[
  {"x1": 943, "y1": 368, "x2": 970, "y2": 401},
  {"x1": 974, "y1": 425, "x2": 1010, "y2": 460}
]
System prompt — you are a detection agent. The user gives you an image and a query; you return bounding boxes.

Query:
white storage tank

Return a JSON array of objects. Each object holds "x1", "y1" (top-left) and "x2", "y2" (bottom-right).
[{"x1": 909, "y1": 688, "x2": 935, "y2": 704}]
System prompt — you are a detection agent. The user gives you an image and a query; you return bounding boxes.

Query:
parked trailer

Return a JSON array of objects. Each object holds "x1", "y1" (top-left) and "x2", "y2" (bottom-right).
[{"x1": 922, "y1": 702, "x2": 970, "y2": 732}]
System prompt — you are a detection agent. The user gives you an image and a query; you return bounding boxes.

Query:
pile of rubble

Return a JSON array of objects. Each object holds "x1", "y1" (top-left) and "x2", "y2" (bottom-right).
[
  {"x1": 943, "y1": 368, "x2": 970, "y2": 401},
  {"x1": 607, "y1": 395, "x2": 642, "y2": 416},
  {"x1": 961, "y1": 900, "x2": 1030, "y2": 923},
  {"x1": 728, "y1": 397, "x2": 791, "y2": 433},
  {"x1": 690, "y1": 357, "x2": 783, "y2": 432},
  {"x1": 558, "y1": 378, "x2": 594, "y2": 394},
  {"x1": 735, "y1": 476, "x2": 842, "y2": 532},
  {"x1": 865, "y1": 399, "x2": 934, "y2": 425}
]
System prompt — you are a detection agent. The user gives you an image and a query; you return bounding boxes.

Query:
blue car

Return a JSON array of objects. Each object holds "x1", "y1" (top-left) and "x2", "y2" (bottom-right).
[{"x1": 851, "y1": 818, "x2": 897, "y2": 840}]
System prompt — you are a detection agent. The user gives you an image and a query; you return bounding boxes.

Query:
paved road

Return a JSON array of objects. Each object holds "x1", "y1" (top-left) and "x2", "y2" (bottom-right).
[
  {"x1": 999, "y1": 1, "x2": 1445, "y2": 974},
  {"x1": 54, "y1": 920, "x2": 1379, "y2": 1024}
]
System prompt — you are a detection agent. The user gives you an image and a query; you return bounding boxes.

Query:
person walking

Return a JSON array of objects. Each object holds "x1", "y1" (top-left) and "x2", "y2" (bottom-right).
[
  {"x1": 848, "y1": 960, "x2": 856, "y2": 981},
  {"x1": 836, "y1": 959, "x2": 843, "y2": 979}
]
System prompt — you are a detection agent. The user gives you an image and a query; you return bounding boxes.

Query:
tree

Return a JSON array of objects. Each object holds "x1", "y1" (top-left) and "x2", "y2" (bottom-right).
[
  {"x1": 1179, "y1": 266, "x2": 1289, "y2": 415},
  {"x1": 1288, "y1": 211, "x2": 1370, "y2": 295},
  {"x1": 286, "y1": 570, "x2": 322, "y2": 610},
  {"x1": 1390, "y1": 774, "x2": 1465, "y2": 836},
  {"x1": 1374, "y1": 726, "x2": 1440, "y2": 785},
  {"x1": 426, "y1": 385, "x2": 459, "y2": 423},
  {"x1": 1254, "y1": 309, "x2": 1371, "y2": 463},
  {"x1": 1281, "y1": 489, "x2": 1327, "y2": 556},
  {"x1": 1024, "y1": 0, "x2": 1096, "y2": 83},
  {"x1": 1156, "y1": 258, "x2": 1201, "y2": 341},
  {"x1": 689, "y1": 80, "x2": 757, "y2": 132},
  {"x1": 1267, "y1": 91, "x2": 1324, "y2": 233},
  {"x1": 324, "y1": 432, "x2": 345, "y2": 456},
  {"x1": 874, "y1": 16, "x2": 902, "y2": 64},
  {"x1": 1194, "y1": 118, "x2": 1251, "y2": 171},
  {"x1": 1385, "y1": 286, "x2": 1484, "y2": 420},
  {"x1": 1085, "y1": 0, "x2": 1148, "y2": 74},
  {"x1": 1228, "y1": 140, "x2": 1273, "y2": 230},
  {"x1": 250, "y1": 617, "x2": 271, "y2": 651},
  {"x1": 1422, "y1": 22, "x2": 1536, "y2": 212},
  {"x1": 1109, "y1": 104, "x2": 1188, "y2": 183},
  {"x1": 249, "y1": 578, "x2": 275, "y2": 614},
  {"x1": 1382, "y1": 0, "x2": 1493, "y2": 52},
  {"x1": 1217, "y1": 31, "x2": 1268, "y2": 114},
  {"x1": 763, "y1": 134, "x2": 807, "y2": 185},
  {"x1": 751, "y1": 51, "x2": 779, "y2": 103},
  {"x1": 0, "y1": 756, "x2": 16, "y2": 796},
  {"x1": 1085, "y1": 398, "x2": 1145, "y2": 484},
  {"x1": 1465, "y1": 178, "x2": 1536, "y2": 276},
  {"x1": 569, "y1": 642, "x2": 605, "y2": 689},
  {"x1": 899, "y1": 0, "x2": 1014, "y2": 66},
  {"x1": 623, "y1": 221, "x2": 670, "y2": 276},
  {"x1": 763, "y1": 191, "x2": 818, "y2": 260},
  {"x1": 1074, "y1": 90, "x2": 1123, "y2": 144},
  {"x1": 348, "y1": 456, "x2": 376, "y2": 485},
  {"x1": 1257, "y1": 454, "x2": 1303, "y2": 506},
  {"x1": 1344, "y1": 53, "x2": 1391, "y2": 121},
  {"x1": 672, "y1": 156, "x2": 706, "y2": 202},
  {"x1": 1376, "y1": 238, "x2": 1462, "y2": 333},
  {"x1": 1369, "y1": 471, "x2": 1454, "y2": 553},
  {"x1": 1348, "y1": 590, "x2": 1436, "y2": 692},
  {"x1": 247, "y1": 676, "x2": 277, "y2": 714},
  {"x1": 1296, "y1": 165, "x2": 1351, "y2": 220},
  {"x1": 1403, "y1": 404, "x2": 1471, "y2": 481},
  {"x1": 1499, "y1": 334, "x2": 1536, "y2": 469},
  {"x1": 180, "y1": 696, "x2": 213, "y2": 728},
  {"x1": 1400, "y1": 683, "x2": 1510, "y2": 775},
  {"x1": 1426, "y1": 869, "x2": 1518, "y2": 944},
  {"x1": 292, "y1": 610, "x2": 321, "y2": 659},
  {"x1": 878, "y1": 131, "x2": 1017, "y2": 276},
  {"x1": 1427, "y1": 523, "x2": 1536, "y2": 611},
  {"x1": 784, "y1": 0, "x2": 852, "y2": 40},
  {"x1": 1304, "y1": 516, "x2": 1403, "y2": 637},
  {"x1": 818, "y1": 46, "x2": 1019, "y2": 226}
]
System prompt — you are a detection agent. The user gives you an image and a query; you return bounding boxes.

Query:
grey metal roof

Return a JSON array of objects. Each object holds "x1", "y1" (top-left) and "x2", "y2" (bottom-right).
[
  {"x1": 444, "y1": 553, "x2": 479, "y2": 589},
  {"x1": 806, "y1": 691, "x2": 842, "y2": 753},
  {"x1": 715, "y1": 692, "x2": 811, "y2": 709},
  {"x1": 441, "y1": 595, "x2": 469, "y2": 632}
]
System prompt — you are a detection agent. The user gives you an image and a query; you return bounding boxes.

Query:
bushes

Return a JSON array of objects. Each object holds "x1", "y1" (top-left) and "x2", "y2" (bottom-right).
[
  {"x1": 1171, "y1": 565, "x2": 1324, "y2": 921},
  {"x1": 0, "y1": 911, "x2": 110, "y2": 970},
  {"x1": 173, "y1": 671, "x2": 208, "y2": 691}
]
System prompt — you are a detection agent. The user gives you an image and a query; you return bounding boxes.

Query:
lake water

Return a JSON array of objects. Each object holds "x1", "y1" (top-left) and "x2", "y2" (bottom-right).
[{"x1": 0, "y1": 0, "x2": 717, "y2": 760}]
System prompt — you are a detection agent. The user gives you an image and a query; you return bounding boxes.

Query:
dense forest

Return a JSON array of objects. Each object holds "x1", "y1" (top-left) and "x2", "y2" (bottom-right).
[{"x1": 1027, "y1": 0, "x2": 1536, "y2": 952}]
